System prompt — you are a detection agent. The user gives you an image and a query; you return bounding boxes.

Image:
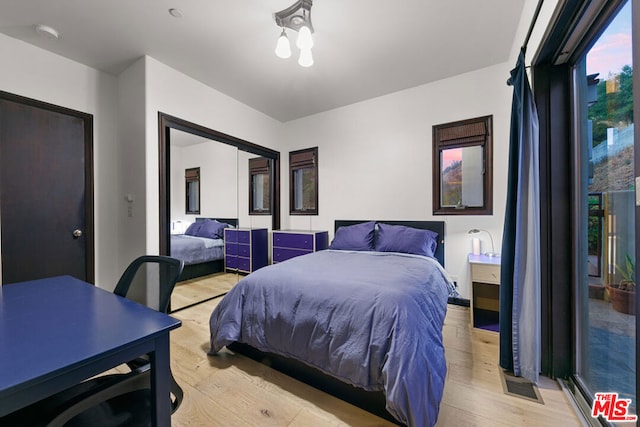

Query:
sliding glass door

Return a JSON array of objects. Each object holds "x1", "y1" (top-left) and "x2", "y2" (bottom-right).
[{"x1": 575, "y1": 0, "x2": 636, "y2": 418}]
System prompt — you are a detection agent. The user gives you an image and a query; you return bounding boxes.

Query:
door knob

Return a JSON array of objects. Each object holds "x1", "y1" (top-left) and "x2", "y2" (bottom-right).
[{"x1": 73, "y1": 229, "x2": 83, "y2": 238}]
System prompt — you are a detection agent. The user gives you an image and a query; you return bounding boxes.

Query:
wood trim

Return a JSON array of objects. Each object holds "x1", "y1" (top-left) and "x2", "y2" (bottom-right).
[
  {"x1": 248, "y1": 157, "x2": 273, "y2": 215},
  {"x1": 289, "y1": 147, "x2": 318, "y2": 215},
  {"x1": 534, "y1": 63, "x2": 574, "y2": 379},
  {"x1": 432, "y1": 115, "x2": 493, "y2": 216},
  {"x1": 0, "y1": 90, "x2": 95, "y2": 284}
]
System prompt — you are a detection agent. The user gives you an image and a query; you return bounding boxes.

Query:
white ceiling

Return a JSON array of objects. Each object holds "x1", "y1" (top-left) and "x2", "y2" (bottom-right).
[{"x1": 0, "y1": 0, "x2": 526, "y2": 122}]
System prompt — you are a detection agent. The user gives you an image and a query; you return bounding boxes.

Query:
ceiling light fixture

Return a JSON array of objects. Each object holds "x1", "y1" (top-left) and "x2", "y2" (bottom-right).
[
  {"x1": 274, "y1": 0, "x2": 315, "y2": 67},
  {"x1": 275, "y1": 28, "x2": 292, "y2": 59}
]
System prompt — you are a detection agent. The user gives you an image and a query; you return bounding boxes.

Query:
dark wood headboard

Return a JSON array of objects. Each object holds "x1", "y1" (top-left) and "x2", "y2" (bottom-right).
[
  {"x1": 334, "y1": 220, "x2": 446, "y2": 267},
  {"x1": 196, "y1": 217, "x2": 238, "y2": 227}
]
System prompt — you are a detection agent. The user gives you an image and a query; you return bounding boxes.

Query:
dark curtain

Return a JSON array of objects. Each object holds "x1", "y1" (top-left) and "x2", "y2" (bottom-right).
[{"x1": 501, "y1": 48, "x2": 541, "y2": 382}]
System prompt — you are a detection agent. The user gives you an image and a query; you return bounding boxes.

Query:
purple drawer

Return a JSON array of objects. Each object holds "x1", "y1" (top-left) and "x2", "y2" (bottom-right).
[
  {"x1": 238, "y1": 257, "x2": 251, "y2": 272},
  {"x1": 225, "y1": 243, "x2": 237, "y2": 256},
  {"x1": 237, "y1": 244, "x2": 250, "y2": 257},
  {"x1": 225, "y1": 256, "x2": 238, "y2": 269},
  {"x1": 225, "y1": 229, "x2": 238, "y2": 243},
  {"x1": 273, "y1": 247, "x2": 312, "y2": 263},
  {"x1": 237, "y1": 230, "x2": 251, "y2": 244},
  {"x1": 273, "y1": 233, "x2": 314, "y2": 250}
]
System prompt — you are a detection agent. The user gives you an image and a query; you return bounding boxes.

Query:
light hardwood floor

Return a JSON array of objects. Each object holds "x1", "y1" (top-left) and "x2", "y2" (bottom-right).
[
  {"x1": 170, "y1": 272, "x2": 239, "y2": 312},
  {"x1": 168, "y1": 292, "x2": 584, "y2": 426}
]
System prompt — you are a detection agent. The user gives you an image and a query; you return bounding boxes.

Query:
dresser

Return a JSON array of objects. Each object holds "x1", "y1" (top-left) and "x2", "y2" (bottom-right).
[
  {"x1": 272, "y1": 230, "x2": 329, "y2": 263},
  {"x1": 469, "y1": 254, "x2": 501, "y2": 334},
  {"x1": 224, "y1": 228, "x2": 268, "y2": 274}
]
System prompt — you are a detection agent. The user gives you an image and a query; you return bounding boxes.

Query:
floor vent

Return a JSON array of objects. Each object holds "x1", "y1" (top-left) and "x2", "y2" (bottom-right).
[{"x1": 501, "y1": 371, "x2": 544, "y2": 404}]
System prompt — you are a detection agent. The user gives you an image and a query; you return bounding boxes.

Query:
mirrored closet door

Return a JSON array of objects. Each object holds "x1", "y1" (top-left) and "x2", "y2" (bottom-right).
[
  {"x1": 168, "y1": 128, "x2": 239, "y2": 312},
  {"x1": 158, "y1": 113, "x2": 280, "y2": 313}
]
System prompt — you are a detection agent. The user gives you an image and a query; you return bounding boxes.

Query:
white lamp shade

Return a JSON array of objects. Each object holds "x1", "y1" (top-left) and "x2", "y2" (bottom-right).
[
  {"x1": 296, "y1": 25, "x2": 313, "y2": 50},
  {"x1": 298, "y1": 47, "x2": 313, "y2": 67},
  {"x1": 275, "y1": 32, "x2": 291, "y2": 59}
]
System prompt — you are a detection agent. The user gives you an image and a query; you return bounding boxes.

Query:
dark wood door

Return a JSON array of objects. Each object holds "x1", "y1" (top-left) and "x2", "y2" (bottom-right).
[{"x1": 0, "y1": 93, "x2": 94, "y2": 284}]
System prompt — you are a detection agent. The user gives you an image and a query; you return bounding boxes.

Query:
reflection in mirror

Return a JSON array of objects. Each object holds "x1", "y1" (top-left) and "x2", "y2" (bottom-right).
[
  {"x1": 169, "y1": 129, "x2": 240, "y2": 312},
  {"x1": 432, "y1": 115, "x2": 493, "y2": 215},
  {"x1": 249, "y1": 157, "x2": 272, "y2": 214},
  {"x1": 185, "y1": 167, "x2": 200, "y2": 214},
  {"x1": 238, "y1": 151, "x2": 273, "y2": 232}
]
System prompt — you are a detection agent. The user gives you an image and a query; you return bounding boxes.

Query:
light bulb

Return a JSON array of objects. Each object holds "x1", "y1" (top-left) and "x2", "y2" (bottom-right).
[
  {"x1": 298, "y1": 47, "x2": 313, "y2": 67},
  {"x1": 296, "y1": 25, "x2": 313, "y2": 50},
  {"x1": 275, "y1": 29, "x2": 291, "y2": 59}
]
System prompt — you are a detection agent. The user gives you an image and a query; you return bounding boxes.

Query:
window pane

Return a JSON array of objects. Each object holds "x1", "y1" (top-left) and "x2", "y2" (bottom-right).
[
  {"x1": 433, "y1": 116, "x2": 492, "y2": 215},
  {"x1": 294, "y1": 167, "x2": 316, "y2": 210},
  {"x1": 252, "y1": 173, "x2": 270, "y2": 211},
  {"x1": 187, "y1": 181, "x2": 199, "y2": 212},
  {"x1": 290, "y1": 147, "x2": 318, "y2": 215},
  {"x1": 578, "y1": 1, "x2": 634, "y2": 410},
  {"x1": 440, "y1": 146, "x2": 484, "y2": 208}
]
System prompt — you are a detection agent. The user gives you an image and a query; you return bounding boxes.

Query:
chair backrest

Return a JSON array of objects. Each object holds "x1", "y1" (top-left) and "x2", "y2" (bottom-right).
[{"x1": 114, "y1": 255, "x2": 184, "y2": 313}]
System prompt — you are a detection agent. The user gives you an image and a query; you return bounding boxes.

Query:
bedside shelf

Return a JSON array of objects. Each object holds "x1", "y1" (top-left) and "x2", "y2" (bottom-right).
[{"x1": 469, "y1": 254, "x2": 501, "y2": 333}]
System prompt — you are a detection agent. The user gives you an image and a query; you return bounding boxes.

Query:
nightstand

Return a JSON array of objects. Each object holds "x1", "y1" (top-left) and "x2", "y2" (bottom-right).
[
  {"x1": 469, "y1": 254, "x2": 501, "y2": 333},
  {"x1": 272, "y1": 230, "x2": 329, "y2": 263},
  {"x1": 224, "y1": 228, "x2": 268, "y2": 274}
]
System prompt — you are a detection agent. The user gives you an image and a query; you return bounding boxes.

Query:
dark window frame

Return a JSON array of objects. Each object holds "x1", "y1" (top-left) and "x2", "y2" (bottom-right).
[
  {"x1": 289, "y1": 147, "x2": 318, "y2": 215},
  {"x1": 185, "y1": 167, "x2": 200, "y2": 215},
  {"x1": 432, "y1": 115, "x2": 493, "y2": 215},
  {"x1": 249, "y1": 157, "x2": 272, "y2": 215}
]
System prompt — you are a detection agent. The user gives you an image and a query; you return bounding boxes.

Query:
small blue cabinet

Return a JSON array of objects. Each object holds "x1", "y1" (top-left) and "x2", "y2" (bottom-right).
[
  {"x1": 224, "y1": 228, "x2": 268, "y2": 274},
  {"x1": 272, "y1": 230, "x2": 328, "y2": 264}
]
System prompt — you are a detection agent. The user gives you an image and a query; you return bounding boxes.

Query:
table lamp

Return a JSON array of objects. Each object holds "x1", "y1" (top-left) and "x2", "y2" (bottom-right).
[{"x1": 468, "y1": 229, "x2": 499, "y2": 257}]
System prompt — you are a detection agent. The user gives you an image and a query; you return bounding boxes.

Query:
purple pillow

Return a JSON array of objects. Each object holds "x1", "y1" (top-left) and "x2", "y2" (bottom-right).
[
  {"x1": 375, "y1": 223, "x2": 438, "y2": 257},
  {"x1": 329, "y1": 221, "x2": 376, "y2": 251},
  {"x1": 194, "y1": 219, "x2": 229, "y2": 239},
  {"x1": 184, "y1": 221, "x2": 203, "y2": 236}
]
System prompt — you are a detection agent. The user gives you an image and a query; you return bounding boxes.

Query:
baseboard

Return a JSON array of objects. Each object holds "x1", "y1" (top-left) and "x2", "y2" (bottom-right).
[{"x1": 448, "y1": 296, "x2": 470, "y2": 307}]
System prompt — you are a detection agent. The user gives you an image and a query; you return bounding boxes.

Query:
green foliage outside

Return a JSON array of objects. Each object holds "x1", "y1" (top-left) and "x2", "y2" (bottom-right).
[
  {"x1": 588, "y1": 65, "x2": 633, "y2": 146},
  {"x1": 442, "y1": 160, "x2": 462, "y2": 206}
]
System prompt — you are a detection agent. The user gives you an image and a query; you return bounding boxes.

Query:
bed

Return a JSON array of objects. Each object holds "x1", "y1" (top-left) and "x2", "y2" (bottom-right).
[
  {"x1": 208, "y1": 220, "x2": 454, "y2": 426},
  {"x1": 170, "y1": 217, "x2": 237, "y2": 281}
]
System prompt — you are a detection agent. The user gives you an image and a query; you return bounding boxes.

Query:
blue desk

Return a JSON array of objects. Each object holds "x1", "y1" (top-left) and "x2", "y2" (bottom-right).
[{"x1": 0, "y1": 276, "x2": 181, "y2": 426}]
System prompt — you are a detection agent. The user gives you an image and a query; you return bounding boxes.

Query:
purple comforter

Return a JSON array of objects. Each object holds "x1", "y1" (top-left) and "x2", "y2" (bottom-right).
[
  {"x1": 208, "y1": 249, "x2": 453, "y2": 426},
  {"x1": 170, "y1": 234, "x2": 224, "y2": 265}
]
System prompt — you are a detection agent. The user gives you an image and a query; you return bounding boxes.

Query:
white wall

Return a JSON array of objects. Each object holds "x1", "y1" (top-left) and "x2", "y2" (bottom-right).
[
  {"x1": 0, "y1": 33, "x2": 120, "y2": 290},
  {"x1": 142, "y1": 56, "x2": 283, "y2": 256},
  {"x1": 280, "y1": 63, "x2": 513, "y2": 298},
  {"x1": 170, "y1": 141, "x2": 238, "y2": 224},
  {"x1": 117, "y1": 57, "x2": 147, "y2": 274}
]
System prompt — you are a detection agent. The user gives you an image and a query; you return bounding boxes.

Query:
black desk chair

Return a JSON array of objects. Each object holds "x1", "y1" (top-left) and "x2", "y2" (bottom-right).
[{"x1": 1, "y1": 255, "x2": 185, "y2": 427}]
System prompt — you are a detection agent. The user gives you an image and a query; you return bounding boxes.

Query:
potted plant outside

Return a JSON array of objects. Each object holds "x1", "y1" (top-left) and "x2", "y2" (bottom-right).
[{"x1": 608, "y1": 254, "x2": 636, "y2": 315}]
